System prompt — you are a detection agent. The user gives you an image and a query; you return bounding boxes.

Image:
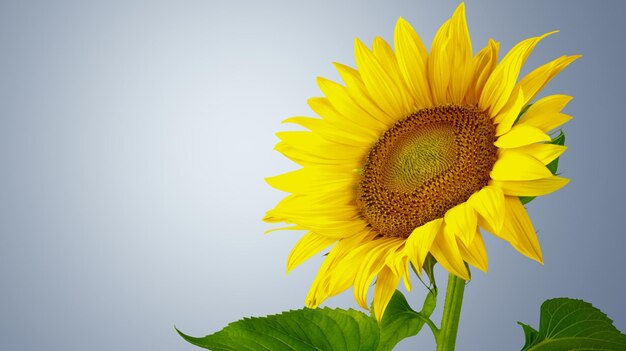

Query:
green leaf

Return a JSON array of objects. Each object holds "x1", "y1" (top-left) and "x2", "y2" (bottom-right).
[
  {"x1": 519, "y1": 298, "x2": 626, "y2": 351},
  {"x1": 177, "y1": 307, "x2": 380, "y2": 351},
  {"x1": 520, "y1": 130, "x2": 565, "y2": 205},
  {"x1": 374, "y1": 290, "x2": 437, "y2": 351}
]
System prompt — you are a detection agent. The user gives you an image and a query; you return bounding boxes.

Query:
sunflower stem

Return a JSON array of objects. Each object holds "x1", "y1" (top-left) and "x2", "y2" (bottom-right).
[{"x1": 436, "y1": 274, "x2": 466, "y2": 351}]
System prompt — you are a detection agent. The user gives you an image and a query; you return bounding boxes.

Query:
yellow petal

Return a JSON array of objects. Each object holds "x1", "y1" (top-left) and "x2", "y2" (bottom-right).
[
  {"x1": 305, "y1": 241, "x2": 348, "y2": 308},
  {"x1": 267, "y1": 193, "x2": 367, "y2": 238},
  {"x1": 524, "y1": 113, "x2": 572, "y2": 133},
  {"x1": 494, "y1": 124, "x2": 551, "y2": 148},
  {"x1": 270, "y1": 191, "x2": 354, "y2": 212},
  {"x1": 523, "y1": 94, "x2": 572, "y2": 118},
  {"x1": 468, "y1": 185, "x2": 505, "y2": 234},
  {"x1": 308, "y1": 97, "x2": 382, "y2": 139},
  {"x1": 353, "y1": 238, "x2": 404, "y2": 309},
  {"x1": 282, "y1": 116, "x2": 372, "y2": 147},
  {"x1": 519, "y1": 94, "x2": 573, "y2": 132},
  {"x1": 428, "y1": 20, "x2": 452, "y2": 105},
  {"x1": 372, "y1": 37, "x2": 413, "y2": 110},
  {"x1": 520, "y1": 94, "x2": 572, "y2": 117},
  {"x1": 264, "y1": 209, "x2": 364, "y2": 236},
  {"x1": 498, "y1": 196, "x2": 543, "y2": 263},
  {"x1": 299, "y1": 220, "x2": 369, "y2": 239},
  {"x1": 276, "y1": 131, "x2": 367, "y2": 161},
  {"x1": 490, "y1": 176, "x2": 570, "y2": 197},
  {"x1": 447, "y1": 3, "x2": 474, "y2": 104},
  {"x1": 511, "y1": 143, "x2": 567, "y2": 165},
  {"x1": 479, "y1": 31, "x2": 557, "y2": 115},
  {"x1": 265, "y1": 166, "x2": 355, "y2": 194},
  {"x1": 326, "y1": 233, "x2": 379, "y2": 295},
  {"x1": 263, "y1": 225, "x2": 303, "y2": 234},
  {"x1": 383, "y1": 249, "x2": 411, "y2": 292},
  {"x1": 287, "y1": 232, "x2": 337, "y2": 273},
  {"x1": 430, "y1": 226, "x2": 470, "y2": 280},
  {"x1": 393, "y1": 17, "x2": 432, "y2": 107},
  {"x1": 457, "y1": 229, "x2": 488, "y2": 272},
  {"x1": 266, "y1": 206, "x2": 357, "y2": 223},
  {"x1": 490, "y1": 150, "x2": 553, "y2": 181},
  {"x1": 495, "y1": 56, "x2": 579, "y2": 119},
  {"x1": 354, "y1": 38, "x2": 409, "y2": 117},
  {"x1": 493, "y1": 89, "x2": 525, "y2": 136},
  {"x1": 516, "y1": 55, "x2": 581, "y2": 105},
  {"x1": 444, "y1": 202, "x2": 477, "y2": 247},
  {"x1": 275, "y1": 142, "x2": 358, "y2": 167},
  {"x1": 316, "y1": 77, "x2": 388, "y2": 133},
  {"x1": 373, "y1": 266, "x2": 401, "y2": 321},
  {"x1": 306, "y1": 233, "x2": 377, "y2": 308},
  {"x1": 404, "y1": 218, "x2": 443, "y2": 272},
  {"x1": 397, "y1": 255, "x2": 412, "y2": 292},
  {"x1": 466, "y1": 39, "x2": 499, "y2": 104},
  {"x1": 333, "y1": 62, "x2": 395, "y2": 125}
]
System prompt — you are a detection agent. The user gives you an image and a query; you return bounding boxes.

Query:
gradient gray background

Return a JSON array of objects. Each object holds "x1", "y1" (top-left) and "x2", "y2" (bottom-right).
[{"x1": 1, "y1": 1, "x2": 624, "y2": 350}]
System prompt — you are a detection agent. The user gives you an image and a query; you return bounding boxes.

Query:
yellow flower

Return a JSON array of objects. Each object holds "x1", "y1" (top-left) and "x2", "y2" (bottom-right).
[{"x1": 264, "y1": 3, "x2": 580, "y2": 320}]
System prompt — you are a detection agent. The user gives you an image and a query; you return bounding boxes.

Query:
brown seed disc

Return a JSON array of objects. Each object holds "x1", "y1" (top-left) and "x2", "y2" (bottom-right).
[{"x1": 356, "y1": 105, "x2": 498, "y2": 238}]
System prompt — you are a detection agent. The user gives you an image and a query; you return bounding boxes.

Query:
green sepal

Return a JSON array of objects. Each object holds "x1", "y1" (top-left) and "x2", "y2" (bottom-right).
[
  {"x1": 519, "y1": 298, "x2": 626, "y2": 351},
  {"x1": 545, "y1": 131, "x2": 565, "y2": 174},
  {"x1": 177, "y1": 307, "x2": 379, "y2": 351},
  {"x1": 372, "y1": 289, "x2": 437, "y2": 351},
  {"x1": 422, "y1": 254, "x2": 438, "y2": 290},
  {"x1": 409, "y1": 254, "x2": 437, "y2": 292},
  {"x1": 518, "y1": 322, "x2": 539, "y2": 346},
  {"x1": 514, "y1": 103, "x2": 533, "y2": 126},
  {"x1": 520, "y1": 130, "x2": 565, "y2": 205}
]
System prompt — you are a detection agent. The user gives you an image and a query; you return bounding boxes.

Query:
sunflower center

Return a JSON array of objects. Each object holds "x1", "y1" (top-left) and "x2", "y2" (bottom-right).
[{"x1": 357, "y1": 105, "x2": 497, "y2": 238}]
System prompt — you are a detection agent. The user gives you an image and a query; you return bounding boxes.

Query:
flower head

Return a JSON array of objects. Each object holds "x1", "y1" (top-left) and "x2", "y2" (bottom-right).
[{"x1": 265, "y1": 3, "x2": 580, "y2": 319}]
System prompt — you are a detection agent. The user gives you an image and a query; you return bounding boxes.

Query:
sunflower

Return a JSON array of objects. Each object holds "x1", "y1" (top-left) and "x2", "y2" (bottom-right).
[{"x1": 264, "y1": 3, "x2": 579, "y2": 320}]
